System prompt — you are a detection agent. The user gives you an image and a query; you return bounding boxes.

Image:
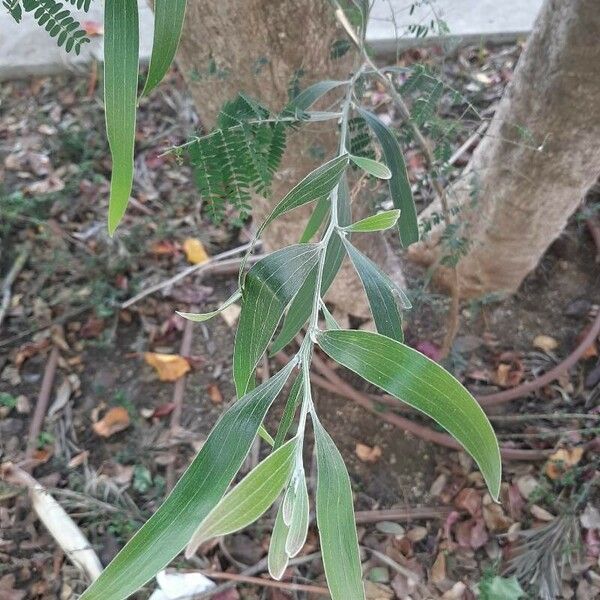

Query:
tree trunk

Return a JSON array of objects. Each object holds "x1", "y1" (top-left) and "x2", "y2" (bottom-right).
[
  {"x1": 409, "y1": 0, "x2": 600, "y2": 298},
  {"x1": 176, "y1": 0, "x2": 403, "y2": 318}
]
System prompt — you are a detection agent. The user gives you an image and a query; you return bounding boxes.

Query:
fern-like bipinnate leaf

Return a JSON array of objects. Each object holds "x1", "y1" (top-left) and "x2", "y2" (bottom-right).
[
  {"x1": 22, "y1": 0, "x2": 89, "y2": 54},
  {"x1": 189, "y1": 94, "x2": 294, "y2": 223}
]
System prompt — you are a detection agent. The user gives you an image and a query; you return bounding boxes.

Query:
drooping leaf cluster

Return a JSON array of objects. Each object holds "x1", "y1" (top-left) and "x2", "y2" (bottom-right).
[{"x1": 4, "y1": 1, "x2": 502, "y2": 599}]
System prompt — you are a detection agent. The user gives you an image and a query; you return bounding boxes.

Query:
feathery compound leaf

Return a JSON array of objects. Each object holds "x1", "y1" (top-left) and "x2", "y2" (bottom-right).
[
  {"x1": 350, "y1": 155, "x2": 392, "y2": 179},
  {"x1": 316, "y1": 330, "x2": 502, "y2": 500},
  {"x1": 104, "y1": 0, "x2": 139, "y2": 234},
  {"x1": 22, "y1": 0, "x2": 90, "y2": 53},
  {"x1": 260, "y1": 154, "x2": 349, "y2": 232},
  {"x1": 177, "y1": 290, "x2": 241, "y2": 322},
  {"x1": 270, "y1": 181, "x2": 351, "y2": 354},
  {"x1": 234, "y1": 244, "x2": 320, "y2": 396},
  {"x1": 342, "y1": 239, "x2": 404, "y2": 342},
  {"x1": 345, "y1": 209, "x2": 401, "y2": 233},
  {"x1": 142, "y1": 0, "x2": 187, "y2": 95},
  {"x1": 186, "y1": 437, "x2": 298, "y2": 557},
  {"x1": 313, "y1": 417, "x2": 365, "y2": 600},
  {"x1": 80, "y1": 361, "x2": 296, "y2": 600},
  {"x1": 358, "y1": 108, "x2": 418, "y2": 246},
  {"x1": 189, "y1": 95, "x2": 290, "y2": 223}
]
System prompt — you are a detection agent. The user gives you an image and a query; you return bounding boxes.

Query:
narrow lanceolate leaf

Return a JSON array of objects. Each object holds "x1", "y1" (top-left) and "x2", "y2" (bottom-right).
[
  {"x1": 142, "y1": 0, "x2": 187, "y2": 96},
  {"x1": 343, "y1": 239, "x2": 404, "y2": 342},
  {"x1": 274, "y1": 373, "x2": 303, "y2": 450},
  {"x1": 350, "y1": 155, "x2": 392, "y2": 179},
  {"x1": 79, "y1": 362, "x2": 295, "y2": 600},
  {"x1": 317, "y1": 330, "x2": 502, "y2": 500},
  {"x1": 285, "y1": 472, "x2": 309, "y2": 557},
  {"x1": 300, "y1": 196, "x2": 329, "y2": 243},
  {"x1": 345, "y1": 209, "x2": 400, "y2": 233},
  {"x1": 104, "y1": 0, "x2": 139, "y2": 234},
  {"x1": 260, "y1": 155, "x2": 349, "y2": 232},
  {"x1": 233, "y1": 244, "x2": 320, "y2": 396},
  {"x1": 358, "y1": 108, "x2": 418, "y2": 246},
  {"x1": 313, "y1": 417, "x2": 365, "y2": 600},
  {"x1": 290, "y1": 80, "x2": 349, "y2": 111},
  {"x1": 186, "y1": 437, "x2": 298, "y2": 557},
  {"x1": 268, "y1": 503, "x2": 290, "y2": 580},
  {"x1": 177, "y1": 290, "x2": 241, "y2": 322},
  {"x1": 270, "y1": 180, "x2": 351, "y2": 354}
]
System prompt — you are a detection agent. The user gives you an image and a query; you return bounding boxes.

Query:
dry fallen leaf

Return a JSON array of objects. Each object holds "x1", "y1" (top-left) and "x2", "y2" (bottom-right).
[
  {"x1": 220, "y1": 303, "x2": 241, "y2": 327},
  {"x1": 545, "y1": 447, "x2": 584, "y2": 480},
  {"x1": 530, "y1": 504, "x2": 555, "y2": 522},
  {"x1": 355, "y1": 443, "x2": 382, "y2": 463},
  {"x1": 183, "y1": 238, "x2": 210, "y2": 265},
  {"x1": 207, "y1": 383, "x2": 223, "y2": 405},
  {"x1": 145, "y1": 352, "x2": 191, "y2": 382},
  {"x1": 533, "y1": 334, "x2": 559, "y2": 352},
  {"x1": 150, "y1": 240, "x2": 180, "y2": 256},
  {"x1": 454, "y1": 487, "x2": 481, "y2": 517},
  {"x1": 92, "y1": 407, "x2": 130, "y2": 438},
  {"x1": 430, "y1": 552, "x2": 447, "y2": 586},
  {"x1": 68, "y1": 451, "x2": 89, "y2": 469}
]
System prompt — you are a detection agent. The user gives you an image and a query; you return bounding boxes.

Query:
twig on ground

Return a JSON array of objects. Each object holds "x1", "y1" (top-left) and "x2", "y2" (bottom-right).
[
  {"x1": 121, "y1": 242, "x2": 260, "y2": 309},
  {"x1": 198, "y1": 570, "x2": 329, "y2": 596},
  {"x1": 478, "y1": 303, "x2": 600, "y2": 406},
  {"x1": 166, "y1": 314, "x2": 196, "y2": 493},
  {"x1": 354, "y1": 506, "x2": 454, "y2": 524},
  {"x1": 0, "y1": 462, "x2": 103, "y2": 582},
  {"x1": 25, "y1": 346, "x2": 59, "y2": 465},
  {"x1": 0, "y1": 304, "x2": 90, "y2": 349},
  {"x1": 0, "y1": 242, "x2": 31, "y2": 331},
  {"x1": 489, "y1": 413, "x2": 600, "y2": 422},
  {"x1": 197, "y1": 552, "x2": 322, "y2": 599}
]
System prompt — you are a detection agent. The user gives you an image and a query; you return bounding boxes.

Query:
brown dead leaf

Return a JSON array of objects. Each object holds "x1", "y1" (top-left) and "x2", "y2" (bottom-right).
[
  {"x1": 150, "y1": 240, "x2": 180, "y2": 256},
  {"x1": 530, "y1": 504, "x2": 555, "y2": 522},
  {"x1": 32, "y1": 448, "x2": 52, "y2": 464},
  {"x1": 208, "y1": 383, "x2": 223, "y2": 404},
  {"x1": 144, "y1": 352, "x2": 191, "y2": 381},
  {"x1": 454, "y1": 488, "x2": 481, "y2": 517},
  {"x1": 482, "y1": 494, "x2": 513, "y2": 533},
  {"x1": 80, "y1": 317, "x2": 105, "y2": 339},
  {"x1": 545, "y1": 447, "x2": 584, "y2": 480},
  {"x1": 182, "y1": 238, "x2": 210, "y2": 265},
  {"x1": 153, "y1": 403, "x2": 176, "y2": 419},
  {"x1": 220, "y1": 303, "x2": 241, "y2": 327},
  {"x1": 533, "y1": 334, "x2": 559, "y2": 352},
  {"x1": 430, "y1": 552, "x2": 447, "y2": 586},
  {"x1": 493, "y1": 357, "x2": 524, "y2": 388},
  {"x1": 68, "y1": 451, "x2": 89, "y2": 468},
  {"x1": 355, "y1": 443, "x2": 382, "y2": 463},
  {"x1": 92, "y1": 407, "x2": 130, "y2": 437}
]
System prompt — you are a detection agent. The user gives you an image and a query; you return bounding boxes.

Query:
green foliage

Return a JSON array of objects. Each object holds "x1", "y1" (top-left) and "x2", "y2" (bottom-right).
[
  {"x1": 189, "y1": 94, "x2": 289, "y2": 224},
  {"x1": 3, "y1": 2, "x2": 503, "y2": 598},
  {"x1": 19, "y1": 0, "x2": 89, "y2": 53},
  {"x1": 479, "y1": 574, "x2": 525, "y2": 600}
]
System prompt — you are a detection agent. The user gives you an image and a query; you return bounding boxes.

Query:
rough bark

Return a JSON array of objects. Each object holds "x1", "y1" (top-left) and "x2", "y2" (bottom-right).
[
  {"x1": 409, "y1": 0, "x2": 600, "y2": 298},
  {"x1": 176, "y1": 0, "x2": 404, "y2": 317}
]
